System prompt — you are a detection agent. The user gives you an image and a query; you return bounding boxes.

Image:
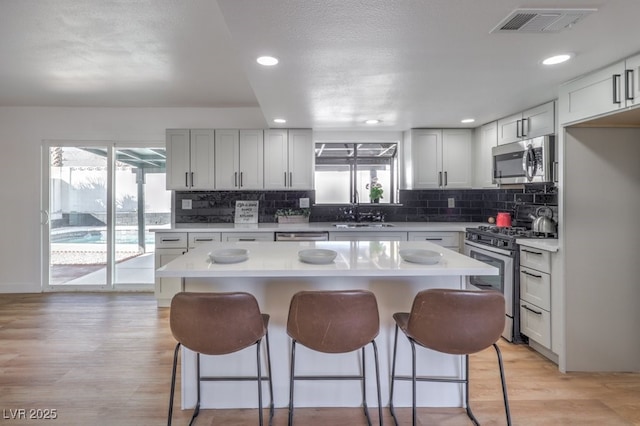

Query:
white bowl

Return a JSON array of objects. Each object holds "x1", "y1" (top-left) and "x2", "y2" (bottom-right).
[
  {"x1": 209, "y1": 248, "x2": 249, "y2": 264},
  {"x1": 298, "y1": 249, "x2": 337, "y2": 264},
  {"x1": 399, "y1": 249, "x2": 442, "y2": 265}
]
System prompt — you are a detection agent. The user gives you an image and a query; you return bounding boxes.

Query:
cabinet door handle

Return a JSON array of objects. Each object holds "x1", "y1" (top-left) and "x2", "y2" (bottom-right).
[
  {"x1": 625, "y1": 69, "x2": 635, "y2": 101},
  {"x1": 190, "y1": 172, "x2": 194, "y2": 187},
  {"x1": 289, "y1": 172, "x2": 293, "y2": 187},
  {"x1": 185, "y1": 172, "x2": 189, "y2": 188},
  {"x1": 284, "y1": 172, "x2": 287, "y2": 186},
  {"x1": 234, "y1": 172, "x2": 238, "y2": 187},
  {"x1": 522, "y1": 249, "x2": 543, "y2": 255},
  {"x1": 613, "y1": 74, "x2": 622, "y2": 104},
  {"x1": 240, "y1": 171, "x2": 244, "y2": 187},
  {"x1": 522, "y1": 117, "x2": 529, "y2": 137},
  {"x1": 444, "y1": 171, "x2": 448, "y2": 187},
  {"x1": 516, "y1": 119, "x2": 522, "y2": 138},
  {"x1": 438, "y1": 171, "x2": 442, "y2": 187},
  {"x1": 522, "y1": 270, "x2": 543, "y2": 279},
  {"x1": 522, "y1": 304, "x2": 543, "y2": 315}
]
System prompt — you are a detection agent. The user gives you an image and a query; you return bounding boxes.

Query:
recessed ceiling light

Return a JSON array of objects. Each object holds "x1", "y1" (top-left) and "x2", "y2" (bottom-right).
[
  {"x1": 257, "y1": 56, "x2": 279, "y2": 66},
  {"x1": 364, "y1": 119, "x2": 381, "y2": 124},
  {"x1": 461, "y1": 118, "x2": 475, "y2": 124},
  {"x1": 273, "y1": 118, "x2": 286, "y2": 124},
  {"x1": 542, "y1": 54, "x2": 572, "y2": 65}
]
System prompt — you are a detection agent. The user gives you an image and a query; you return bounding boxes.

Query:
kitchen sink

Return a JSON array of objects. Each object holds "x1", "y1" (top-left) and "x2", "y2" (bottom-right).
[{"x1": 333, "y1": 223, "x2": 394, "y2": 228}]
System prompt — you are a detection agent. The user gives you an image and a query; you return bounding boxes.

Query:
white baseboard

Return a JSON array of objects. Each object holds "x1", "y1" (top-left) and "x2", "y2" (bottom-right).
[{"x1": 0, "y1": 283, "x2": 42, "y2": 294}]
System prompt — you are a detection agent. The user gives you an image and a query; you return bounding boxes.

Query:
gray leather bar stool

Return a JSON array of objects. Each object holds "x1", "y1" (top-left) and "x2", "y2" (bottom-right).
[
  {"x1": 286, "y1": 290, "x2": 383, "y2": 426},
  {"x1": 168, "y1": 292, "x2": 274, "y2": 426},
  {"x1": 389, "y1": 288, "x2": 511, "y2": 426}
]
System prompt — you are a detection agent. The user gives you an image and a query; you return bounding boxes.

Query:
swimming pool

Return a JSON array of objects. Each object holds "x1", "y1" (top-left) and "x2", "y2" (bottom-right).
[{"x1": 52, "y1": 229, "x2": 155, "y2": 245}]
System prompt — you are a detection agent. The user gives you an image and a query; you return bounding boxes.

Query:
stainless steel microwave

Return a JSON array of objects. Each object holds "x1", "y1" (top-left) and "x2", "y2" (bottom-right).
[{"x1": 492, "y1": 136, "x2": 555, "y2": 185}]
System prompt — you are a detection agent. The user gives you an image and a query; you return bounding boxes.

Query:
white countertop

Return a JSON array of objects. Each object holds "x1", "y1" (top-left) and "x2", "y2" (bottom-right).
[
  {"x1": 150, "y1": 221, "x2": 485, "y2": 233},
  {"x1": 516, "y1": 238, "x2": 559, "y2": 252},
  {"x1": 156, "y1": 240, "x2": 498, "y2": 278}
]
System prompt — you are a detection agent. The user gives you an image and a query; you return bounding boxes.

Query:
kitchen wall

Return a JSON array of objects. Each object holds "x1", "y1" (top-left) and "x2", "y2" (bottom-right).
[
  {"x1": 562, "y1": 127, "x2": 640, "y2": 372},
  {"x1": 174, "y1": 184, "x2": 557, "y2": 225}
]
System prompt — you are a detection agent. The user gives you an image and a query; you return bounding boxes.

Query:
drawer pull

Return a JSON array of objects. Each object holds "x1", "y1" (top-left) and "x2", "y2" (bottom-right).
[
  {"x1": 522, "y1": 249, "x2": 543, "y2": 255},
  {"x1": 238, "y1": 238, "x2": 256, "y2": 241},
  {"x1": 522, "y1": 270, "x2": 543, "y2": 279},
  {"x1": 194, "y1": 238, "x2": 213, "y2": 242},
  {"x1": 425, "y1": 238, "x2": 443, "y2": 241},
  {"x1": 523, "y1": 304, "x2": 543, "y2": 315},
  {"x1": 161, "y1": 238, "x2": 181, "y2": 242}
]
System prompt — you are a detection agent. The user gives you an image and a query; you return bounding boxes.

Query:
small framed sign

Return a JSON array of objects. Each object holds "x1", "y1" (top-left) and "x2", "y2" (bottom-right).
[{"x1": 234, "y1": 200, "x2": 259, "y2": 224}]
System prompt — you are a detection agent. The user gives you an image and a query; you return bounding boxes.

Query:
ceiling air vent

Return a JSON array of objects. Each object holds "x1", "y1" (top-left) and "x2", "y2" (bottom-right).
[{"x1": 491, "y1": 8, "x2": 597, "y2": 33}]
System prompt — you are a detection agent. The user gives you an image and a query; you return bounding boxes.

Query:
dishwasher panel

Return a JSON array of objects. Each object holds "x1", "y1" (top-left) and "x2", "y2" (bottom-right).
[{"x1": 275, "y1": 232, "x2": 329, "y2": 241}]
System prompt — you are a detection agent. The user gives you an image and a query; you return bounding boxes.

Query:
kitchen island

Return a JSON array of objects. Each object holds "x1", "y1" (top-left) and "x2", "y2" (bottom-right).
[{"x1": 157, "y1": 240, "x2": 497, "y2": 410}]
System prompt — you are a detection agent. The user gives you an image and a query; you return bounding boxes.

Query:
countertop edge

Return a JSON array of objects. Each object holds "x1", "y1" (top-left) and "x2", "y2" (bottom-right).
[
  {"x1": 516, "y1": 238, "x2": 559, "y2": 252},
  {"x1": 150, "y1": 222, "x2": 485, "y2": 233}
]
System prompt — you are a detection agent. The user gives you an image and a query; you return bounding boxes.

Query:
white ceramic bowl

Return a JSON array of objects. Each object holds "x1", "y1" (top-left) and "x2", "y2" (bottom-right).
[
  {"x1": 298, "y1": 249, "x2": 337, "y2": 264},
  {"x1": 209, "y1": 248, "x2": 249, "y2": 264},
  {"x1": 399, "y1": 249, "x2": 443, "y2": 265}
]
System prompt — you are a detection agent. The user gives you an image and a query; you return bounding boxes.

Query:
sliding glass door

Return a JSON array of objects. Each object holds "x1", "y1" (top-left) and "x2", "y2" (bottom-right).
[{"x1": 42, "y1": 142, "x2": 170, "y2": 290}]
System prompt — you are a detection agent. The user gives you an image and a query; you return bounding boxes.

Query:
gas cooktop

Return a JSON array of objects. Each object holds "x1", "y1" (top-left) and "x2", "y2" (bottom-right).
[{"x1": 465, "y1": 226, "x2": 556, "y2": 250}]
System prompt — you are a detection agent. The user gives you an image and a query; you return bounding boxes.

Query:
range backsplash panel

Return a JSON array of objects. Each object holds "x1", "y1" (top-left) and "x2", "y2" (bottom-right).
[{"x1": 174, "y1": 184, "x2": 557, "y2": 227}]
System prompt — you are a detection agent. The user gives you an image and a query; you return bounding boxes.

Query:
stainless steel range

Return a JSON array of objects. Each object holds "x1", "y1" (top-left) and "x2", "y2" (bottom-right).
[{"x1": 464, "y1": 225, "x2": 554, "y2": 343}]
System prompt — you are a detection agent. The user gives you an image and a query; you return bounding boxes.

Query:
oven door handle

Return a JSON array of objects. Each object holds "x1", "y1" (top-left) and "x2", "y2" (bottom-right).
[
  {"x1": 471, "y1": 283, "x2": 495, "y2": 289},
  {"x1": 464, "y1": 240, "x2": 513, "y2": 257}
]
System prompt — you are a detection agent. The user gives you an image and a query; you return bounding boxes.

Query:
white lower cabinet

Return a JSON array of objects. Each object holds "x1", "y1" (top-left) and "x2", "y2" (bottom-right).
[
  {"x1": 154, "y1": 232, "x2": 188, "y2": 307},
  {"x1": 155, "y1": 232, "x2": 222, "y2": 307},
  {"x1": 519, "y1": 246, "x2": 553, "y2": 350},
  {"x1": 221, "y1": 232, "x2": 275, "y2": 242},
  {"x1": 407, "y1": 231, "x2": 460, "y2": 251},
  {"x1": 520, "y1": 301, "x2": 551, "y2": 348},
  {"x1": 188, "y1": 232, "x2": 222, "y2": 249}
]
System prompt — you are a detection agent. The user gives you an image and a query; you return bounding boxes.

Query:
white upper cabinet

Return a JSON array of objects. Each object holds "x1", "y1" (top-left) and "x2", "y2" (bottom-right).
[
  {"x1": 559, "y1": 52, "x2": 640, "y2": 125},
  {"x1": 166, "y1": 129, "x2": 216, "y2": 190},
  {"x1": 264, "y1": 129, "x2": 314, "y2": 190},
  {"x1": 441, "y1": 129, "x2": 472, "y2": 188},
  {"x1": 406, "y1": 129, "x2": 472, "y2": 189},
  {"x1": 497, "y1": 101, "x2": 555, "y2": 145},
  {"x1": 559, "y1": 61, "x2": 627, "y2": 125},
  {"x1": 473, "y1": 121, "x2": 497, "y2": 188},
  {"x1": 214, "y1": 129, "x2": 264, "y2": 190}
]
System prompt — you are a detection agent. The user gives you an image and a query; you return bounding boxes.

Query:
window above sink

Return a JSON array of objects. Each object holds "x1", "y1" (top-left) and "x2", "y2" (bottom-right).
[{"x1": 314, "y1": 142, "x2": 398, "y2": 205}]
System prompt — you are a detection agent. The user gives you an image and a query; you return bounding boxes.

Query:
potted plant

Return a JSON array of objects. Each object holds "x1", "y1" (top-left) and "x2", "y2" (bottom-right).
[
  {"x1": 368, "y1": 179, "x2": 384, "y2": 203},
  {"x1": 275, "y1": 208, "x2": 310, "y2": 223}
]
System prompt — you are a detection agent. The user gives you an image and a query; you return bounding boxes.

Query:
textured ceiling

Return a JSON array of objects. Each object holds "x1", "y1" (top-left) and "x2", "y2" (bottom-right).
[{"x1": 1, "y1": 0, "x2": 640, "y2": 130}]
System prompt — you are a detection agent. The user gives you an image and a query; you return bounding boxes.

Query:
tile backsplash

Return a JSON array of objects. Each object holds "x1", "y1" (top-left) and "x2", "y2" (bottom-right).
[{"x1": 175, "y1": 183, "x2": 557, "y2": 228}]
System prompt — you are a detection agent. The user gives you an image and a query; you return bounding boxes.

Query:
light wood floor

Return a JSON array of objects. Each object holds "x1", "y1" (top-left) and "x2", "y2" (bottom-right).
[{"x1": 0, "y1": 293, "x2": 638, "y2": 426}]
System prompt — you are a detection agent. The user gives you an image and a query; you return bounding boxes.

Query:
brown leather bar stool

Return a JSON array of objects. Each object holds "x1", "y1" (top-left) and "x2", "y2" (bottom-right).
[
  {"x1": 286, "y1": 290, "x2": 383, "y2": 426},
  {"x1": 168, "y1": 292, "x2": 274, "y2": 426},
  {"x1": 389, "y1": 288, "x2": 511, "y2": 426}
]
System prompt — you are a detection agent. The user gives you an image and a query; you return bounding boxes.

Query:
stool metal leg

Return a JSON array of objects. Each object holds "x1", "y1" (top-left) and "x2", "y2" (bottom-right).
[
  {"x1": 265, "y1": 331, "x2": 274, "y2": 425},
  {"x1": 371, "y1": 340, "x2": 383, "y2": 426},
  {"x1": 167, "y1": 342, "x2": 181, "y2": 426},
  {"x1": 464, "y1": 354, "x2": 480, "y2": 426},
  {"x1": 288, "y1": 340, "x2": 297, "y2": 426},
  {"x1": 361, "y1": 346, "x2": 371, "y2": 425},
  {"x1": 388, "y1": 324, "x2": 400, "y2": 426},
  {"x1": 188, "y1": 353, "x2": 201, "y2": 426},
  {"x1": 494, "y1": 343, "x2": 512, "y2": 426},
  {"x1": 410, "y1": 340, "x2": 417, "y2": 426},
  {"x1": 256, "y1": 340, "x2": 264, "y2": 426}
]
